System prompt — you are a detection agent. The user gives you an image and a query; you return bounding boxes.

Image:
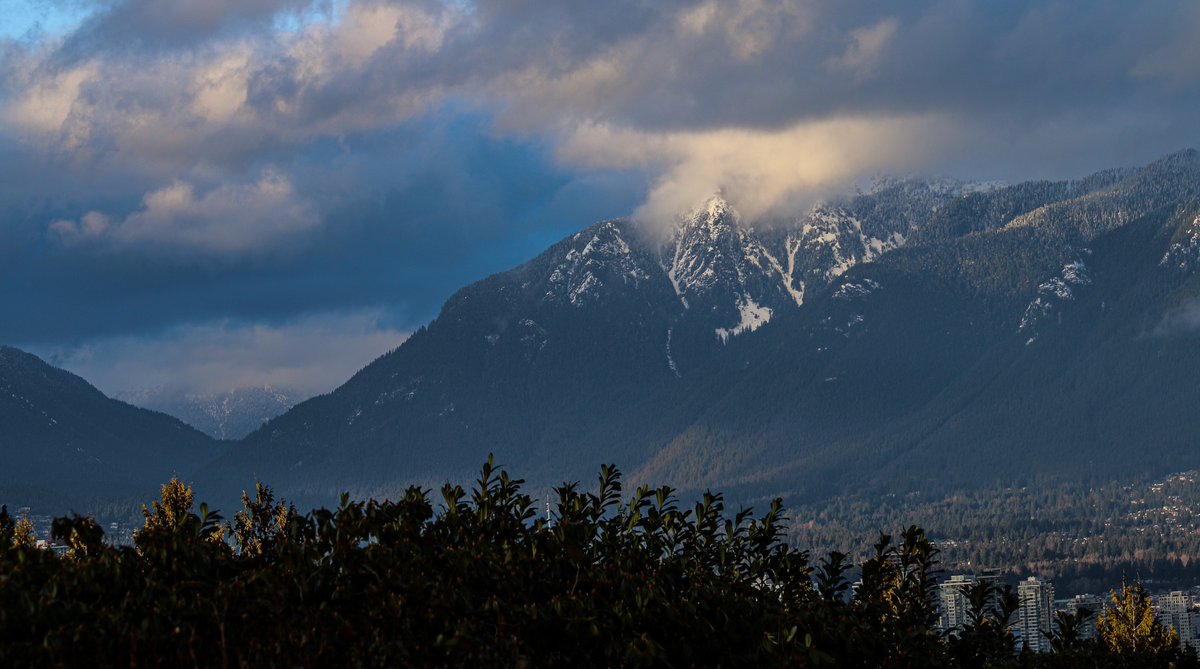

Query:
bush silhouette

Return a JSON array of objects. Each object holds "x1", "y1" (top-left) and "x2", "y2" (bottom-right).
[{"x1": 0, "y1": 458, "x2": 1197, "y2": 668}]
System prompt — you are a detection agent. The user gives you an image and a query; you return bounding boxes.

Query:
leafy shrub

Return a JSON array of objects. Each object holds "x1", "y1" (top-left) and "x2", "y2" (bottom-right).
[{"x1": 0, "y1": 460, "x2": 1195, "y2": 668}]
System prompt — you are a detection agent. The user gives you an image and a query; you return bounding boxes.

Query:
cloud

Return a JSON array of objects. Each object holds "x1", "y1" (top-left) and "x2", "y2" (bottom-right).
[
  {"x1": 49, "y1": 169, "x2": 319, "y2": 255},
  {"x1": 558, "y1": 115, "x2": 960, "y2": 228},
  {"x1": 827, "y1": 17, "x2": 898, "y2": 80},
  {"x1": 6, "y1": 0, "x2": 1199, "y2": 189},
  {"x1": 1153, "y1": 300, "x2": 1200, "y2": 338},
  {"x1": 5, "y1": 59, "x2": 94, "y2": 143},
  {"x1": 35, "y1": 310, "x2": 407, "y2": 398},
  {"x1": 674, "y1": 0, "x2": 815, "y2": 61},
  {"x1": 57, "y1": 0, "x2": 315, "y2": 53},
  {"x1": 1130, "y1": 3, "x2": 1200, "y2": 87},
  {"x1": 0, "y1": 113, "x2": 639, "y2": 348},
  {"x1": 2, "y1": 2, "x2": 466, "y2": 175}
]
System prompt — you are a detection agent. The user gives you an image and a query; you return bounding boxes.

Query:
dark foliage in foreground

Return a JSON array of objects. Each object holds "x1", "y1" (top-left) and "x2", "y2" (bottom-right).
[{"x1": 0, "y1": 460, "x2": 1196, "y2": 668}]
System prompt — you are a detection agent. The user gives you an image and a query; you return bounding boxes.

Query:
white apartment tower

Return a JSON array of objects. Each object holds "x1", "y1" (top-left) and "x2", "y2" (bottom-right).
[
  {"x1": 1018, "y1": 577, "x2": 1056, "y2": 653},
  {"x1": 938, "y1": 575, "x2": 977, "y2": 632},
  {"x1": 1156, "y1": 591, "x2": 1198, "y2": 650},
  {"x1": 938, "y1": 571, "x2": 1002, "y2": 633}
]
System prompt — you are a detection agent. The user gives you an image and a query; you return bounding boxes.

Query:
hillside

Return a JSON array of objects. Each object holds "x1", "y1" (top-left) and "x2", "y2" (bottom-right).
[
  {"x1": 0, "y1": 346, "x2": 221, "y2": 499},
  {"x1": 209, "y1": 151, "x2": 1200, "y2": 505},
  {"x1": 637, "y1": 151, "x2": 1200, "y2": 501}
]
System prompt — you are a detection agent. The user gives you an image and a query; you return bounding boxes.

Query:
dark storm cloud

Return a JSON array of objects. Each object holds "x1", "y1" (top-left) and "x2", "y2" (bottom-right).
[
  {"x1": 13, "y1": 1, "x2": 1200, "y2": 137},
  {"x1": 11, "y1": 1, "x2": 1196, "y2": 191},
  {"x1": 0, "y1": 112, "x2": 646, "y2": 345},
  {"x1": 413, "y1": 1, "x2": 1199, "y2": 134}
]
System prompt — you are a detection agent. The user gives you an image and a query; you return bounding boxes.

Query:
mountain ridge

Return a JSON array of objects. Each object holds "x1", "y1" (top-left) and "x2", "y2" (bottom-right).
[
  {"x1": 0, "y1": 345, "x2": 221, "y2": 498},
  {"x1": 116, "y1": 385, "x2": 297, "y2": 441},
  {"x1": 214, "y1": 155, "x2": 1200, "y2": 505},
  {"x1": 7, "y1": 150, "x2": 1200, "y2": 510}
]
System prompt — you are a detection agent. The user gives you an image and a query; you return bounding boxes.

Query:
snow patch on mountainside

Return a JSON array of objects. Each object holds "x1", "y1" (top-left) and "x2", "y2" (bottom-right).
[
  {"x1": 800, "y1": 207, "x2": 858, "y2": 280},
  {"x1": 833, "y1": 278, "x2": 881, "y2": 301},
  {"x1": 715, "y1": 296, "x2": 772, "y2": 343},
  {"x1": 666, "y1": 263, "x2": 690, "y2": 309},
  {"x1": 793, "y1": 205, "x2": 908, "y2": 285},
  {"x1": 530, "y1": 180, "x2": 973, "y2": 347},
  {"x1": 866, "y1": 174, "x2": 1004, "y2": 197},
  {"x1": 666, "y1": 196, "x2": 742, "y2": 297},
  {"x1": 781, "y1": 237, "x2": 807, "y2": 305},
  {"x1": 742, "y1": 236, "x2": 801, "y2": 306},
  {"x1": 375, "y1": 376, "x2": 422, "y2": 405},
  {"x1": 664, "y1": 195, "x2": 801, "y2": 328},
  {"x1": 665, "y1": 327, "x2": 681, "y2": 378},
  {"x1": 1019, "y1": 257, "x2": 1092, "y2": 333},
  {"x1": 1161, "y1": 214, "x2": 1200, "y2": 272},
  {"x1": 3, "y1": 386, "x2": 60, "y2": 428}
]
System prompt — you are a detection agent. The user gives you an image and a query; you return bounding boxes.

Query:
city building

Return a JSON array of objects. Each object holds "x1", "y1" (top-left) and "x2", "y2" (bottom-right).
[
  {"x1": 1066, "y1": 594, "x2": 1107, "y2": 641},
  {"x1": 939, "y1": 575, "x2": 977, "y2": 632},
  {"x1": 1155, "y1": 591, "x2": 1199, "y2": 650},
  {"x1": 1017, "y1": 576, "x2": 1056, "y2": 653},
  {"x1": 938, "y1": 571, "x2": 1001, "y2": 633}
]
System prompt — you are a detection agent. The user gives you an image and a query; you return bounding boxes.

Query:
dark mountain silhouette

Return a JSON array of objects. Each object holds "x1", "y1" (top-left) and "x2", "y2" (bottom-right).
[{"x1": 0, "y1": 346, "x2": 221, "y2": 499}]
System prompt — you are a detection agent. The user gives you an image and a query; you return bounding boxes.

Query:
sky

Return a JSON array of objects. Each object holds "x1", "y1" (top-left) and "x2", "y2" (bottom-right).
[{"x1": 2, "y1": 0, "x2": 1198, "y2": 400}]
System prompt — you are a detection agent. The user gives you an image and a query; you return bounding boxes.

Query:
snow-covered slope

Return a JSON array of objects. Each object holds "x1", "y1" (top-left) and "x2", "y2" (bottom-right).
[
  {"x1": 120, "y1": 386, "x2": 296, "y2": 440},
  {"x1": 664, "y1": 196, "x2": 793, "y2": 341},
  {"x1": 658, "y1": 180, "x2": 979, "y2": 346},
  {"x1": 542, "y1": 221, "x2": 656, "y2": 307}
]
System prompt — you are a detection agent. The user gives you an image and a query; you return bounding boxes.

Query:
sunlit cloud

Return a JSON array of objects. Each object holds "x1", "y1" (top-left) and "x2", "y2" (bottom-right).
[
  {"x1": 557, "y1": 115, "x2": 959, "y2": 229},
  {"x1": 49, "y1": 169, "x2": 319, "y2": 255}
]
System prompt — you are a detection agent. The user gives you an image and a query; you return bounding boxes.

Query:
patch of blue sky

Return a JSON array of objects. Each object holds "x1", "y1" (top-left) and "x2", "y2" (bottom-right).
[
  {"x1": 271, "y1": 0, "x2": 476, "y2": 35},
  {"x1": 272, "y1": 0, "x2": 349, "y2": 34},
  {"x1": 0, "y1": 0, "x2": 94, "y2": 41}
]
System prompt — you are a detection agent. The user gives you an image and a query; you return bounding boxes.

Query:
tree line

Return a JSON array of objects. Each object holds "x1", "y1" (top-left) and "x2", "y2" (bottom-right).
[
  {"x1": 790, "y1": 472, "x2": 1200, "y2": 596},
  {"x1": 0, "y1": 459, "x2": 1196, "y2": 667}
]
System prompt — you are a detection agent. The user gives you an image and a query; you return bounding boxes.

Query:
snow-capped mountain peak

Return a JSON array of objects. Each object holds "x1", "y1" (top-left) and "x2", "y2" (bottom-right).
[
  {"x1": 533, "y1": 179, "x2": 977, "y2": 347},
  {"x1": 544, "y1": 220, "x2": 652, "y2": 307},
  {"x1": 694, "y1": 193, "x2": 736, "y2": 225},
  {"x1": 661, "y1": 195, "x2": 796, "y2": 343},
  {"x1": 666, "y1": 195, "x2": 746, "y2": 298}
]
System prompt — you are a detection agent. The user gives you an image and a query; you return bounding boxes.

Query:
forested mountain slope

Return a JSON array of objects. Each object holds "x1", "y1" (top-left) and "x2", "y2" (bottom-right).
[
  {"x1": 0, "y1": 346, "x2": 219, "y2": 499},
  {"x1": 210, "y1": 151, "x2": 1200, "y2": 505}
]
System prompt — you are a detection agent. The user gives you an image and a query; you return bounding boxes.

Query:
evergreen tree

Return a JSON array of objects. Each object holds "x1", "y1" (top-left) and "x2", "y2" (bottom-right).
[
  {"x1": 12, "y1": 513, "x2": 36, "y2": 549},
  {"x1": 1096, "y1": 581, "x2": 1179, "y2": 660}
]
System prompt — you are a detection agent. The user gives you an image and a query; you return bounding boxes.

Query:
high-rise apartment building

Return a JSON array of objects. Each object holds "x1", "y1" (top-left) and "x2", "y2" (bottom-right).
[
  {"x1": 1155, "y1": 591, "x2": 1198, "y2": 650},
  {"x1": 939, "y1": 575, "x2": 977, "y2": 632},
  {"x1": 1017, "y1": 577, "x2": 1056, "y2": 653},
  {"x1": 938, "y1": 571, "x2": 1002, "y2": 633}
]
